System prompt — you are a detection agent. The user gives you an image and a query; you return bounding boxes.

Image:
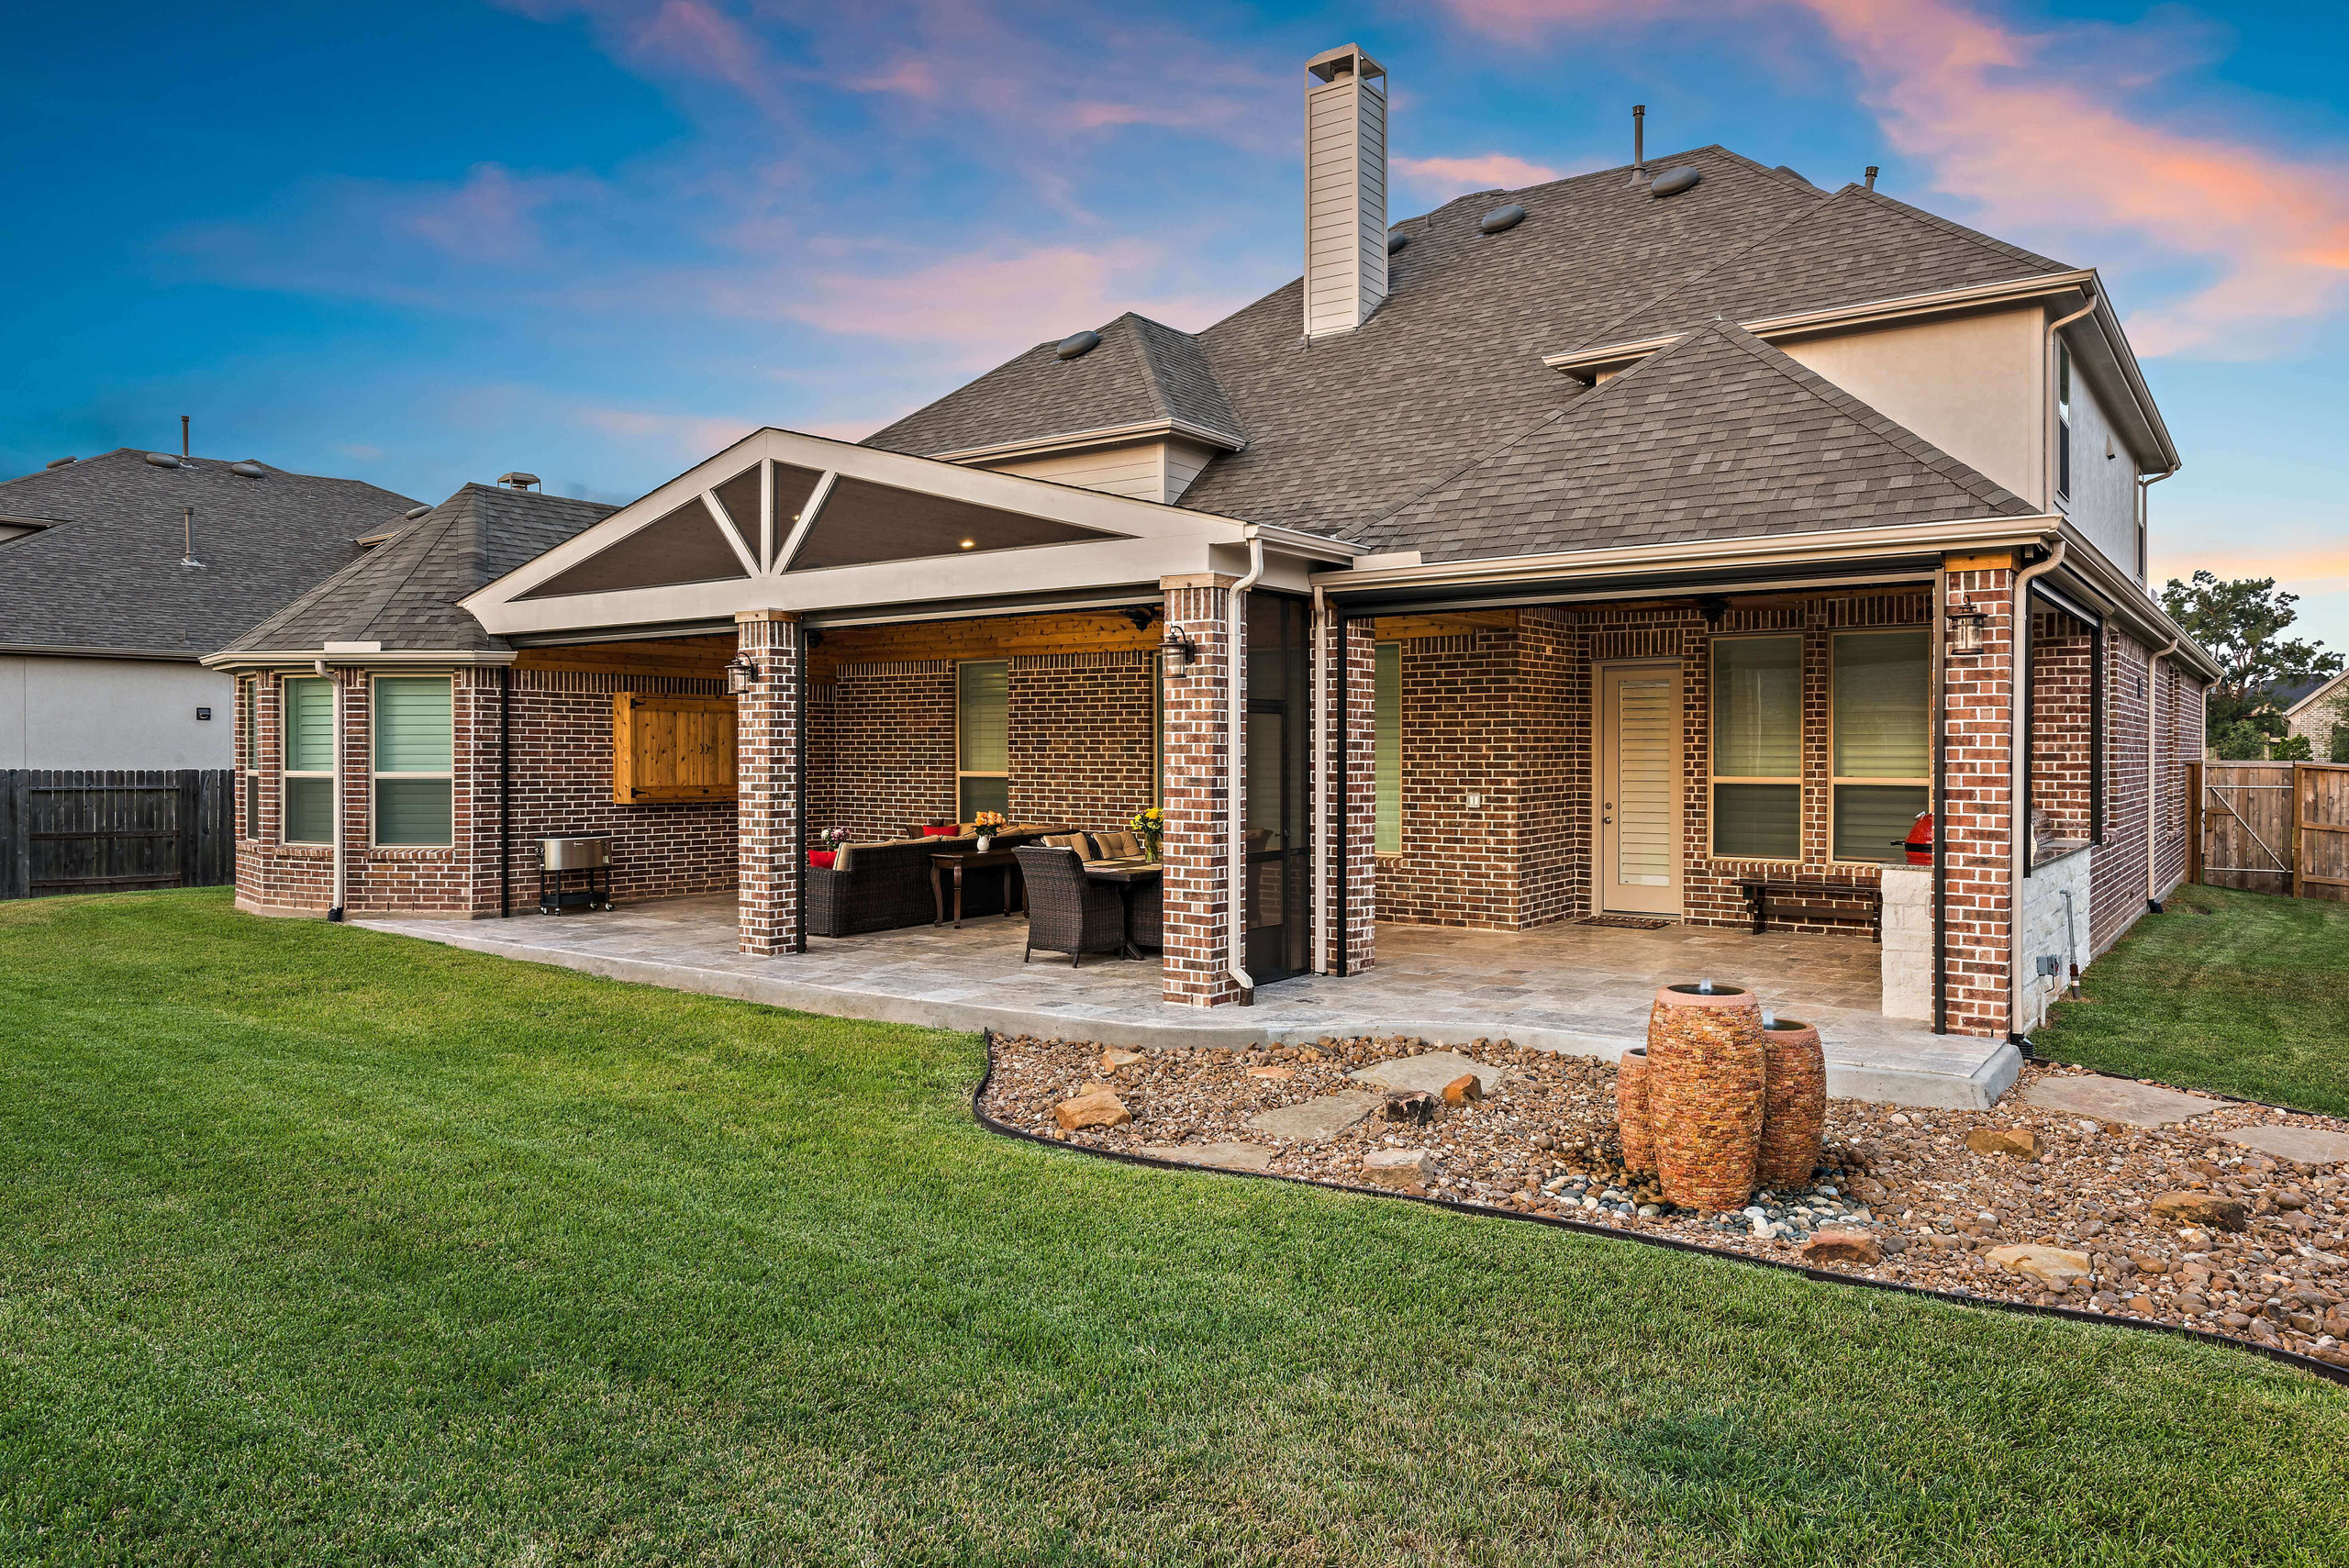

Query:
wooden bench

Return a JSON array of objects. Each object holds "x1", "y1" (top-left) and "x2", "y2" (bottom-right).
[{"x1": 1731, "y1": 877, "x2": 1883, "y2": 942}]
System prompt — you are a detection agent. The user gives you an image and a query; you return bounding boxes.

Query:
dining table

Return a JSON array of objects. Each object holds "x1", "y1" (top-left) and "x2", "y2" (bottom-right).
[{"x1": 1080, "y1": 857, "x2": 1163, "y2": 959}]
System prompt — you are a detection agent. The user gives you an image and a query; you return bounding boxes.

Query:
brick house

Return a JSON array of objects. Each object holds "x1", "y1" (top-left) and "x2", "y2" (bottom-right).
[{"x1": 207, "y1": 43, "x2": 2214, "y2": 1044}]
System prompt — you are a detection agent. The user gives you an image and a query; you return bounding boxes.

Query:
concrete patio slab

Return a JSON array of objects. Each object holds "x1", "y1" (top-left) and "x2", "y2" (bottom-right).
[
  {"x1": 352, "y1": 895, "x2": 2021, "y2": 1109},
  {"x1": 2024, "y1": 1076, "x2": 2223, "y2": 1127},
  {"x1": 1246, "y1": 1093, "x2": 1383, "y2": 1143},
  {"x1": 1148, "y1": 1141, "x2": 1278, "y2": 1172},
  {"x1": 2217, "y1": 1125, "x2": 2349, "y2": 1167},
  {"x1": 1348, "y1": 1051, "x2": 1508, "y2": 1097}
]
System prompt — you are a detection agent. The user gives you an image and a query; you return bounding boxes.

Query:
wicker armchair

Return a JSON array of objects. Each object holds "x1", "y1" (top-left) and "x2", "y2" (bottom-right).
[{"x1": 1012, "y1": 846, "x2": 1127, "y2": 966}]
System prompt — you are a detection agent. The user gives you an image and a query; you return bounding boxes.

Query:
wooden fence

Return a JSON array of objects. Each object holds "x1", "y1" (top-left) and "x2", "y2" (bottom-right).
[
  {"x1": 2188, "y1": 761, "x2": 2349, "y2": 902},
  {"x1": 0, "y1": 770, "x2": 236, "y2": 900}
]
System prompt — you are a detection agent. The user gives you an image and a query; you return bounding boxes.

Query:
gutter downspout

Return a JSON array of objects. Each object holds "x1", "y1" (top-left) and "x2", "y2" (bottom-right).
[
  {"x1": 1229, "y1": 531, "x2": 1264, "y2": 1001},
  {"x1": 2009, "y1": 539, "x2": 2066, "y2": 1040},
  {"x1": 317, "y1": 658, "x2": 347, "y2": 923},
  {"x1": 2145, "y1": 632, "x2": 2181, "y2": 912},
  {"x1": 1311, "y1": 583, "x2": 1329, "y2": 974}
]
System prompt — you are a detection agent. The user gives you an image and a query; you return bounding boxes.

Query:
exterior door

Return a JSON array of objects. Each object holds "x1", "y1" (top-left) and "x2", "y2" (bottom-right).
[
  {"x1": 1243, "y1": 592, "x2": 1312, "y2": 984},
  {"x1": 1598, "y1": 662, "x2": 1684, "y2": 916}
]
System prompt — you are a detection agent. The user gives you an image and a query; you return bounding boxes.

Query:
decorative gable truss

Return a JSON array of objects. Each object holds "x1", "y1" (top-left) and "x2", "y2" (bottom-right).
[{"x1": 465, "y1": 428, "x2": 1354, "y2": 639}]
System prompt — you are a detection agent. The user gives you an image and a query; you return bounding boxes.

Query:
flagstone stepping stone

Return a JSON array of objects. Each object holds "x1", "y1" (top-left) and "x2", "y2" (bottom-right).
[
  {"x1": 2217, "y1": 1124, "x2": 2349, "y2": 1167},
  {"x1": 1149, "y1": 1141, "x2": 1276, "y2": 1173},
  {"x1": 1348, "y1": 1051, "x2": 1508, "y2": 1099},
  {"x1": 1246, "y1": 1091, "x2": 1384, "y2": 1143},
  {"x1": 2022, "y1": 1075, "x2": 2221, "y2": 1127}
]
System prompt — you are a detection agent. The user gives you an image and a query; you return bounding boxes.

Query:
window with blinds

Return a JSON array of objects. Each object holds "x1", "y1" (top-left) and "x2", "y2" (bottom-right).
[
  {"x1": 373, "y1": 676, "x2": 453, "y2": 846},
  {"x1": 282, "y1": 676, "x2": 335, "y2": 844},
  {"x1": 239, "y1": 678, "x2": 260, "y2": 839},
  {"x1": 1710, "y1": 636, "x2": 1801, "y2": 859},
  {"x1": 956, "y1": 660, "x2": 1009, "y2": 821},
  {"x1": 1831, "y1": 629, "x2": 1930, "y2": 862},
  {"x1": 1374, "y1": 642, "x2": 1400, "y2": 855}
]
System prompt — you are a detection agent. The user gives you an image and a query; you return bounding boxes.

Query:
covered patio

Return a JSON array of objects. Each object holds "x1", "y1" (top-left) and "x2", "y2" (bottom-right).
[{"x1": 357, "y1": 895, "x2": 2015, "y2": 1107}]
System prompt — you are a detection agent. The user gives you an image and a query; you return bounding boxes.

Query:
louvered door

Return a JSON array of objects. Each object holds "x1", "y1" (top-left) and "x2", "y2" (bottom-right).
[{"x1": 1598, "y1": 663, "x2": 1684, "y2": 916}]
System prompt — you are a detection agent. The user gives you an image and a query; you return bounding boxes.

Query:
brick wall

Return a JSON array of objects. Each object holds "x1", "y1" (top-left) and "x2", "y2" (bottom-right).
[
  {"x1": 1940, "y1": 562, "x2": 2015, "y2": 1037},
  {"x1": 2029, "y1": 610, "x2": 2098, "y2": 845},
  {"x1": 1160, "y1": 578, "x2": 1240, "y2": 1006},
  {"x1": 736, "y1": 612, "x2": 801, "y2": 956},
  {"x1": 809, "y1": 662, "x2": 955, "y2": 838},
  {"x1": 1009, "y1": 651, "x2": 1154, "y2": 832},
  {"x1": 2088, "y1": 627, "x2": 2149, "y2": 955}
]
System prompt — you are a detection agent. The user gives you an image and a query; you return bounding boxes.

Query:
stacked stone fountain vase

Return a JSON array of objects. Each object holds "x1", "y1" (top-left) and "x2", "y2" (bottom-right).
[
  {"x1": 1756, "y1": 1018, "x2": 1827, "y2": 1191},
  {"x1": 1645, "y1": 984, "x2": 1767, "y2": 1212}
]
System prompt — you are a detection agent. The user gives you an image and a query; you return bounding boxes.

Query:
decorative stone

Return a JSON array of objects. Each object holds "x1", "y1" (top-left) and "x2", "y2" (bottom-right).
[
  {"x1": 1798, "y1": 1231, "x2": 1882, "y2": 1265},
  {"x1": 1382, "y1": 1089, "x2": 1439, "y2": 1125},
  {"x1": 2217, "y1": 1125, "x2": 2349, "y2": 1167},
  {"x1": 2023, "y1": 1076, "x2": 2221, "y2": 1128},
  {"x1": 1246, "y1": 1065, "x2": 1297, "y2": 1081},
  {"x1": 1348, "y1": 1051, "x2": 1508, "y2": 1099},
  {"x1": 1150, "y1": 1141, "x2": 1275, "y2": 1173},
  {"x1": 1616, "y1": 1045, "x2": 1653, "y2": 1175},
  {"x1": 1054, "y1": 1090, "x2": 1131, "y2": 1130},
  {"x1": 1987, "y1": 1244, "x2": 2093, "y2": 1287},
  {"x1": 2151, "y1": 1191, "x2": 2250, "y2": 1232},
  {"x1": 1965, "y1": 1128, "x2": 2041, "y2": 1159},
  {"x1": 1361, "y1": 1148, "x2": 1437, "y2": 1194},
  {"x1": 1442, "y1": 1073, "x2": 1481, "y2": 1106},
  {"x1": 1100, "y1": 1048, "x2": 1146, "y2": 1071},
  {"x1": 1245, "y1": 1091, "x2": 1382, "y2": 1143}
]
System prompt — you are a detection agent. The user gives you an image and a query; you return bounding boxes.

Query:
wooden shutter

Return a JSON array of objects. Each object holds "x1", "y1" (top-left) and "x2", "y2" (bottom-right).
[{"x1": 612, "y1": 694, "x2": 738, "y2": 803}]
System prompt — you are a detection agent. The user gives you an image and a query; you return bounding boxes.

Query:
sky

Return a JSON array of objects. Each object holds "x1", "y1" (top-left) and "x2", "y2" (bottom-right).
[{"x1": 6, "y1": 0, "x2": 2349, "y2": 641}]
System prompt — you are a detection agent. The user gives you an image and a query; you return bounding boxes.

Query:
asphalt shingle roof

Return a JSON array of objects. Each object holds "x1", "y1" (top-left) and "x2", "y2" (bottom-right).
[
  {"x1": 864, "y1": 149, "x2": 2076, "y2": 550},
  {"x1": 1364, "y1": 321, "x2": 2036, "y2": 564},
  {"x1": 0, "y1": 449, "x2": 421, "y2": 656},
  {"x1": 872, "y1": 311, "x2": 1244, "y2": 457},
  {"x1": 226, "y1": 484, "x2": 617, "y2": 654}
]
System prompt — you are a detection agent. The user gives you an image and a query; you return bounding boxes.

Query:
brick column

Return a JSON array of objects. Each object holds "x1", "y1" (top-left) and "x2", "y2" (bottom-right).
[
  {"x1": 1325, "y1": 614, "x2": 1377, "y2": 974},
  {"x1": 1161, "y1": 575, "x2": 1242, "y2": 1006},
  {"x1": 736, "y1": 610, "x2": 802, "y2": 957},
  {"x1": 1940, "y1": 555, "x2": 2015, "y2": 1038}
]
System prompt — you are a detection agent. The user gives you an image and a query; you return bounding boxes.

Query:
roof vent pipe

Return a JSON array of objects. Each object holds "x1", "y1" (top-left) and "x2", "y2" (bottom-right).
[
  {"x1": 1631, "y1": 104, "x2": 1646, "y2": 181},
  {"x1": 1865, "y1": 165, "x2": 1879, "y2": 190},
  {"x1": 180, "y1": 506, "x2": 203, "y2": 569},
  {"x1": 1301, "y1": 43, "x2": 1388, "y2": 339},
  {"x1": 181, "y1": 416, "x2": 190, "y2": 459}
]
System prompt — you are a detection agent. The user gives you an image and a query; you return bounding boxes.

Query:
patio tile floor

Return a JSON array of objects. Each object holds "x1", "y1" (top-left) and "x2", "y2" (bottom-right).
[{"x1": 356, "y1": 895, "x2": 2019, "y2": 1108}]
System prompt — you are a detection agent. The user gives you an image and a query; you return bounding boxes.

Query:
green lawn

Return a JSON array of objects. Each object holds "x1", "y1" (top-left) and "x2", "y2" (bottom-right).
[
  {"x1": 2038, "y1": 882, "x2": 2349, "y2": 1116},
  {"x1": 1, "y1": 892, "x2": 2343, "y2": 1566}
]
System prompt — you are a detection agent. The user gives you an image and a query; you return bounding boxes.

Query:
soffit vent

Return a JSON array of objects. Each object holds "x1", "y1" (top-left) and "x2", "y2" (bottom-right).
[
  {"x1": 1479, "y1": 203, "x2": 1526, "y2": 234},
  {"x1": 1650, "y1": 166, "x2": 1702, "y2": 197}
]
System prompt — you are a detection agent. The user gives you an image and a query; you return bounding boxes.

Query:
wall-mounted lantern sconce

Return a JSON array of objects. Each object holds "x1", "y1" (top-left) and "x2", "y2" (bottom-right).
[
  {"x1": 1161, "y1": 626, "x2": 1198, "y2": 673},
  {"x1": 726, "y1": 653, "x2": 760, "y2": 694},
  {"x1": 1945, "y1": 599, "x2": 1988, "y2": 657},
  {"x1": 1121, "y1": 605, "x2": 1158, "y2": 633},
  {"x1": 1697, "y1": 595, "x2": 1730, "y2": 629}
]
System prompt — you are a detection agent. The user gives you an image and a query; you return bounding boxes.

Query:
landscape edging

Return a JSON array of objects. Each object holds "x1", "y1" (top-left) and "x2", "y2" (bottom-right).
[{"x1": 971, "y1": 1034, "x2": 2349, "y2": 1391}]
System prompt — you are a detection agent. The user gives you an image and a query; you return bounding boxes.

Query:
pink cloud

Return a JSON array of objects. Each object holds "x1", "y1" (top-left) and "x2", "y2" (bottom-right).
[
  {"x1": 1442, "y1": 0, "x2": 2349, "y2": 357},
  {"x1": 1391, "y1": 152, "x2": 1566, "y2": 196}
]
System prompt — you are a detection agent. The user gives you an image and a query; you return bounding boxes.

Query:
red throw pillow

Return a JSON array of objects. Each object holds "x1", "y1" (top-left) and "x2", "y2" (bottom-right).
[
  {"x1": 807, "y1": 851, "x2": 837, "y2": 869},
  {"x1": 920, "y1": 824, "x2": 961, "y2": 838}
]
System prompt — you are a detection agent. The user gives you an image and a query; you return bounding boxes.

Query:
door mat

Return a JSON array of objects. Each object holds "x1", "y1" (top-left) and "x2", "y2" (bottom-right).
[{"x1": 1577, "y1": 915, "x2": 1674, "y2": 930}]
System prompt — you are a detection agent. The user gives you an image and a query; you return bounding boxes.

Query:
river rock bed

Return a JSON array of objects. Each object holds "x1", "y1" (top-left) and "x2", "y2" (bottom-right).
[{"x1": 981, "y1": 1033, "x2": 2349, "y2": 1367}]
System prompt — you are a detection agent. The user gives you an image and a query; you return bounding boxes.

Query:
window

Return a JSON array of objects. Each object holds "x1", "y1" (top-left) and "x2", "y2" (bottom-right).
[
  {"x1": 1710, "y1": 636, "x2": 1801, "y2": 860},
  {"x1": 239, "y1": 678, "x2": 260, "y2": 838},
  {"x1": 1831, "y1": 630, "x2": 1931, "y2": 862},
  {"x1": 2056, "y1": 341, "x2": 2073, "y2": 502},
  {"x1": 281, "y1": 676, "x2": 335, "y2": 844},
  {"x1": 373, "y1": 676, "x2": 453, "y2": 846},
  {"x1": 955, "y1": 660, "x2": 1008, "y2": 821},
  {"x1": 1374, "y1": 641, "x2": 1401, "y2": 855}
]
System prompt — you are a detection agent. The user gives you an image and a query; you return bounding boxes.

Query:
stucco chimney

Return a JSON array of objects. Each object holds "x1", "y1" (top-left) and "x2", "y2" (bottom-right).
[{"x1": 1302, "y1": 43, "x2": 1388, "y2": 339}]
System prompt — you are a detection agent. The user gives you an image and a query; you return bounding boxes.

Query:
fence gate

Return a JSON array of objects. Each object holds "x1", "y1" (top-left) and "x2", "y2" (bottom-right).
[
  {"x1": 2189, "y1": 761, "x2": 2349, "y2": 903},
  {"x1": 0, "y1": 770, "x2": 236, "y2": 900}
]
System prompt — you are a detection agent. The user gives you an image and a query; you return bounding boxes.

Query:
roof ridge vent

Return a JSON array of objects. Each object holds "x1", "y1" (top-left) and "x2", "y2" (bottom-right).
[{"x1": 497, "y1": 472, "x2": 540, "y2": 491}]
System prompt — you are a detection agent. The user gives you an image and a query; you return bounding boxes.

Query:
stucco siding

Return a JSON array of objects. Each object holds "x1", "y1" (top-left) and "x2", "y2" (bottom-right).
[
  {"x1": 1780, "y1": 307, "x2": 2044, "y2": 506},
  {"x1": 0, "y1": 654, "x2": 232, "y2": 769},
  {"x1": 2062, "y1": 364, "x2": 2139, "y2": 579}
]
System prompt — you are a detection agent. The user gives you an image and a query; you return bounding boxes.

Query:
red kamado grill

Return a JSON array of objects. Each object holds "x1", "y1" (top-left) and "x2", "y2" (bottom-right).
[{"x1": 1897, "y1": 811, "x2": 1933, "y2": 866}]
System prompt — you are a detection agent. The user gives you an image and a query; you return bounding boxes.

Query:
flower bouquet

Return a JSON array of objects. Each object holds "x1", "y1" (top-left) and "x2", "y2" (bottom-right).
[
  {"x1": 974, "y1": 810, "x2": 1005, "y2": 850},
  {"x1": 1130, "y1": 805, "x2": 1164, "y2": 862}
]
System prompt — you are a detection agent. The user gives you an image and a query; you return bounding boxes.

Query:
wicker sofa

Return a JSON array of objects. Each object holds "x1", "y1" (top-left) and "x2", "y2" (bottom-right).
[{"x1": 806, "y1": 826, "x2": 1065, "y2": 938}]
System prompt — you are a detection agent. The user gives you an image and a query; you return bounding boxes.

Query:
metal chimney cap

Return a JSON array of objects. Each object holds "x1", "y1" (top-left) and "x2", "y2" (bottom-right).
[
  {"x1": 497, "y1": 472, "x2": 541, "y2": 490},
  {"x1": 1305, "y1": 42, "x2": 1386, "y2": 83}
]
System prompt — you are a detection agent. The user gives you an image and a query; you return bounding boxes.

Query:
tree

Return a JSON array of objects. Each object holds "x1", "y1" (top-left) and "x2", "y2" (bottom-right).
[
  {"x1": 2272, "y1": 733, "x2": 2312, "y2": 762},
  {"x1": 2160, "y1": 571, "x2": 2343, "y2": 743},
  {"x1": 2211, "y1": 718, "x2": 2269, "y2": 760}
]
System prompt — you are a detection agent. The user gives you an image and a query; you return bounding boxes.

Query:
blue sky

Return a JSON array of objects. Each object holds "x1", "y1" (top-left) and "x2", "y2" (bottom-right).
[{"x1": 6, "y1": 1, "x2": 2348, "y2": 639}]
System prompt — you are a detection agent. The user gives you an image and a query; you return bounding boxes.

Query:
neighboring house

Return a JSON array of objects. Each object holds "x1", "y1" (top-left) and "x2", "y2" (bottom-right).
[
  {"x1": 0, "y1": 447, "x2": 421, "y2": 768},
  {"x1": 207, "y1": 43, "x2": 2216, "y2": 1049},
  {"x1": 2280, "y1": 673, "x2": 2349, "y2": 755}
]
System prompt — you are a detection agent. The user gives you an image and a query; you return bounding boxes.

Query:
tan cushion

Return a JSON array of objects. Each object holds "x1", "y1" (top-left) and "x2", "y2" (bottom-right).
[
  {"x1": 1094, "y1": 829, "x2": 1141, "y2": 860},
  {"x1": 1042, "y1": 832, "x2": 1094, "y2": 856}
]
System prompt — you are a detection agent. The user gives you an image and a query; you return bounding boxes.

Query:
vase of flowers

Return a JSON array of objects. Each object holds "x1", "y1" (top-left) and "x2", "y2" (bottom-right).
[
  {"x1": 974, "y1": 810, "x2": 1005, "y2": 851},
  {"x1": 1130, "y1": 805, "x2": 1164, "y2": 862}
]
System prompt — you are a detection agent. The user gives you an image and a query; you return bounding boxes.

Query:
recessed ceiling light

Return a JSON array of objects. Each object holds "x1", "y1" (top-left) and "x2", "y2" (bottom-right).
[{"x1": 959, "y1": 538, "x2": 976, "y2": 550}]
